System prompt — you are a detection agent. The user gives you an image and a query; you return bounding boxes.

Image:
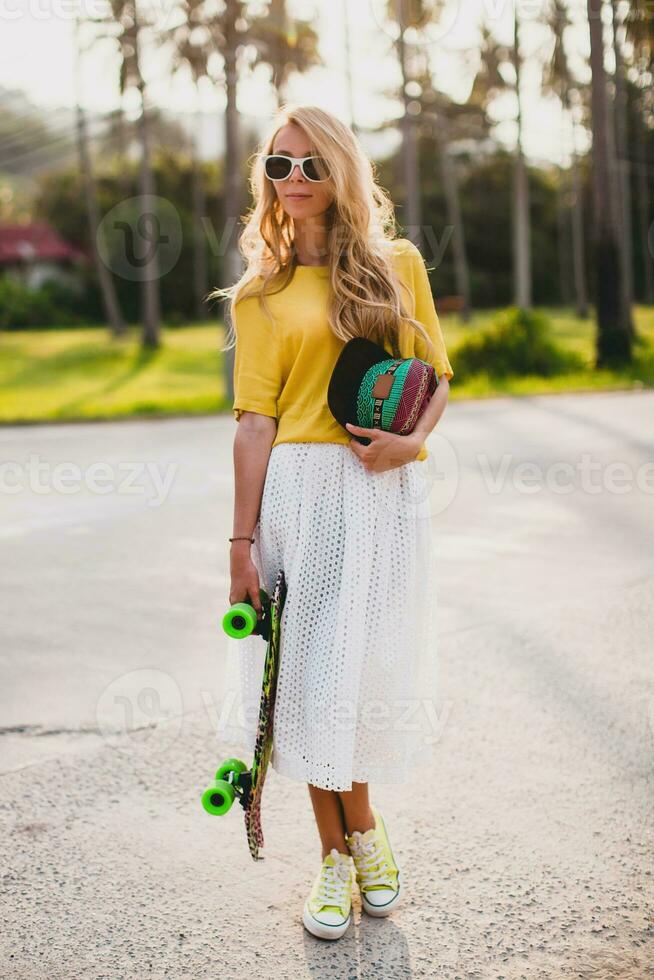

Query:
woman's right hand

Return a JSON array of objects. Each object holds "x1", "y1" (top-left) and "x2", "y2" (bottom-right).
[{"x1": 229, "y1": 543, "x2": 263, "y2": 618}]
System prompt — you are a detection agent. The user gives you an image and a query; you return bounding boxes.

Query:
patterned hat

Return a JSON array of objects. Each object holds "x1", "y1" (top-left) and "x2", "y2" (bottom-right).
[{"x1": 327, "y1": 336, "x2": 438, "y2": 444}]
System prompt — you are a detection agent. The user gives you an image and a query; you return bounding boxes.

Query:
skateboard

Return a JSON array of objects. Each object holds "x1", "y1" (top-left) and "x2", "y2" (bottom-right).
[{"x1": 201, "y1": 569, "x2": 287, "y2": 860}]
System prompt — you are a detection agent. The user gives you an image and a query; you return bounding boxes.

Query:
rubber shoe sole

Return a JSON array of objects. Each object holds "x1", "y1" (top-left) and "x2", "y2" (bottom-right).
[
  {"x1": 358, "y1": 809, "x2": 402, "y2": 918},
  {"x1": 361, "y1": 869, "x2": 402, "y2": 917},
  {"x1": 302, "y1": 902, "x2": 352, "y2": 940}
]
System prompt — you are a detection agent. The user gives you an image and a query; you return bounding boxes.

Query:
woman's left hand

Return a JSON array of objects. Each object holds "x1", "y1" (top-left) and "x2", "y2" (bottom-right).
[{"x1": 345, "y1": 422, "x2": 421, "y2": 473}]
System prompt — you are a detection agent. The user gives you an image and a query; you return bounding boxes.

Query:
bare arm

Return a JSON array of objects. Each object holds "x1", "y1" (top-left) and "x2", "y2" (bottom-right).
[
  {"x1": 411, "y1": 373, "x2": 450, "y2": 441},
  {"x1": 229, "y1": 411, "x2": 277, "y2": 615}
]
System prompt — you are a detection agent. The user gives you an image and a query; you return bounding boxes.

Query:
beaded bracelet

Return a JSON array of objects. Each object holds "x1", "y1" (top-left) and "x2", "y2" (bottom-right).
[{"x1": 229, "y1": 535, "x2": 254, "y2": 543}]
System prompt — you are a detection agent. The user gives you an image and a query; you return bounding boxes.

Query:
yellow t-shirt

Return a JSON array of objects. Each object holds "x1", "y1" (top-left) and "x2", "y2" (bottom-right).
[{"x1": 231, "y1": 237, "x2": 454, "y2": 462}]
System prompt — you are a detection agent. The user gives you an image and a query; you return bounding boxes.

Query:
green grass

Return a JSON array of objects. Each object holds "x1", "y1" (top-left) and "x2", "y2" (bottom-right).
[
  {"x1": 441, "y1": 305, "x2": 654, "y2": 398},
  {"x1": 0, "y1": 308, "x2": 653, "y2": 424},
  {"x1": 0, "y1": 324, "x2": 227, "y2": 422}
]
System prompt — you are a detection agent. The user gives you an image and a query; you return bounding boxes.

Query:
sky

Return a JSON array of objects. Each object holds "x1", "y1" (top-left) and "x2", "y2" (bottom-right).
[{"x1": 0, "y1": 0, "x2": 596, "y2": 166}]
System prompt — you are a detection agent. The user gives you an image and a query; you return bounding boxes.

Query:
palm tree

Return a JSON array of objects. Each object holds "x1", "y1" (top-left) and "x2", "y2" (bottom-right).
[
  {"x1": 511, "y1": 7, "x2": 531, "y2": 308},
  {"x1": 165, "y1": 1, "x2": 213, "y2": 319},
  {"x1": 386, "y1": 0, "x2": 436, "y2": 247},
  {"x1": 610, "y1": 0, "x2": 635, "y2": 332},
  {"x1": 416, "y1": 57, "x2": 477, "y2": 322},
  {"x1": 587, "y1": 0, "x2": 631, "y2": 365},
  {"x1": 542, "y1": 0, "x2": 589, "y2": 317},
  {"x1": 91, "y1": 0, "x2": 161, "y2": 348},
  {"x1": 74, "y1": 16, "x2": 126, "y2": 338},
  {"x1": 132, "y1": 0, "x2": 161, "y2": 348},
  {"x1": 342, "y1": 0, "x2": 358, "y2": 133},
  {"x1": 624, "y1": 0, "x2": 654, "y2": 304},
  {"x1": 248, "y1": 0, "x2": 321, "y2": 106},
  {"x1": 159, "y1": 0, "x2": 249, "y2": 394},
  {"x1": 471, "y1": 24, "x2": 532, "y2": 309}
]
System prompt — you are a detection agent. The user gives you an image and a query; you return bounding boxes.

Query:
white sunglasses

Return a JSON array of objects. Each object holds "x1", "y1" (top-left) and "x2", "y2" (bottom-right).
[{"x1": 262, "y1": 154, "x2": 331, "y2": 183}]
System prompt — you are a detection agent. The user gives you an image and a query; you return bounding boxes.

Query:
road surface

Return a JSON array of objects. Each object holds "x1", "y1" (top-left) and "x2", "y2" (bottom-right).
[{"x1": 1, "y1": 391, "x2": 653, "y2": 978}]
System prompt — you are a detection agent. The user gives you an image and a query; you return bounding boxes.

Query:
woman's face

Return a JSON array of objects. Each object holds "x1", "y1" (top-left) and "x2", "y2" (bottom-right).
[{"x1": 269, "y1": 123, "x2": 333, "y2": 223}]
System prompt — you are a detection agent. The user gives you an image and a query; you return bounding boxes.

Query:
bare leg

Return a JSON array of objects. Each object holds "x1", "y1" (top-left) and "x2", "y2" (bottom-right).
[
  {"x1": 308, "y1": 785, "x2": 349, "y2": 858},
  {"x1": 338, "y1": 781, "x2": 375, "y2": 836}
]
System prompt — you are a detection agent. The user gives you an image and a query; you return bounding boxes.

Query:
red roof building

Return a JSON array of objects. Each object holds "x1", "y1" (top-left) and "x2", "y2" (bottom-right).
[{"x1": 0, "y1": 222, "x2": 86, "y2": 289}]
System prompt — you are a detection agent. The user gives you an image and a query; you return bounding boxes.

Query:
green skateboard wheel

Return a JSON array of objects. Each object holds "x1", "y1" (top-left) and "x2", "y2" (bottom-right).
[
  {"x1": 215, "y1": 757, "x2": 247, "y2": 782},
  {"x1": 201, "y1": 780, "x2": 236, "y2": 816},
  {"x1": 223, "y1": 602, "x2": 257, "y2": 638}
]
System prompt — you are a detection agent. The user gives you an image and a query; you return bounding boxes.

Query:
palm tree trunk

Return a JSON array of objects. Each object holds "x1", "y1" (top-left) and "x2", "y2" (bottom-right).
[
  {"x1": 587, "y1": 0, "x2": 631, "y2": 365},
  {"x1": 436, "y1": 128, "x2": 471, "y2": 321},
  {"x1": 134, "y1": 3, "x2": 161, "y2": 349},
  {"x1": 115, "y1": 106, "x2": 131, "y2": 199},
  {"x1": 567, "y1": 93, "x2": 589, "y2": 318},
  {"x1": 635, "y1": 103, "x2": 654, "y2": 303},
  {"x1": 192, "y1": 101, "x2": 208, "y2": 320},
  {"x1": 342, "y1": 0, "x2": 358, "y2": 135},
  {"x1": 556, "y1": 164, "x2": 573, "y2": 306},
  {"x1": 396, "y1": 0, "x2": 422, "y2": 248},
  {"x1": 268, "y1": 0, "x2": 286, "y2": 106},
  {"x1": 74, "y1": 19, "x2": 126, "y2": 338},
  {"x1": 512, "y1": 10, "x2": 531, "y2": 308},
  {"x1": 222, "y1": 1, "x2": 244, "y2": 404},
  {"x1": 610, "y1": 0, "x2": 635, "y2": 335}
]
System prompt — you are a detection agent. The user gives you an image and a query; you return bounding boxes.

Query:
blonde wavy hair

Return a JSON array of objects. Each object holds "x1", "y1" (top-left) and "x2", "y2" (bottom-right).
[{"x1": 212, "y1": 103, "x2": 435, "y2": 362}]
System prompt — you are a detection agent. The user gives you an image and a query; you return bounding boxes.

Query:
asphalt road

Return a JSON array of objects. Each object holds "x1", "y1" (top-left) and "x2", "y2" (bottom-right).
[{"x1": 1, "y1": 391, "x2": 653, "y2": 979}]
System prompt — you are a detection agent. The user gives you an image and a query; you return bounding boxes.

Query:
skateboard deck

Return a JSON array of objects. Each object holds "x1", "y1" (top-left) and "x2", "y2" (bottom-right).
[
  {"x1": 201, "y1": 568, "x2": 287, "y2": 860},
  {"x1": 243, "y1": 569, "x2": 287, "y2": 858}
]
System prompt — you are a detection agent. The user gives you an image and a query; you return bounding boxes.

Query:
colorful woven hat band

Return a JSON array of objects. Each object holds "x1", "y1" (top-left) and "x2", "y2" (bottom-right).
[
  {"x1": 357, "y1": 357, "x2": 437, "y2": 434},
  {"x1": 327, "y1": 336, "x2": 439, "y2": 441}
]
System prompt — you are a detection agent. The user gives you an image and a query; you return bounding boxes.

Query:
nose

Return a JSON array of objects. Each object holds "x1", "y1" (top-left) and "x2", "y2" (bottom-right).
[{"x1": 289, "y1": 163, "x2": 305, "y2": 180}]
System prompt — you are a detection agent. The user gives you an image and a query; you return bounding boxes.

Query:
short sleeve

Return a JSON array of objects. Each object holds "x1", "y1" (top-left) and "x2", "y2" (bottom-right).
[
  {"x1": 231, "y1": 296, "x2": 283, "y2": 422},
  {"x1": 405, "y1": 241, "x2": 454, "y2": 381}
]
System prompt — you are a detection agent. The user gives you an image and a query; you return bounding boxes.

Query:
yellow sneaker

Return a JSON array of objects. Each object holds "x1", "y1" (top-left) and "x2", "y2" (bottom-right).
[
  {"x1": 302, "y1": 848, "x2": 354, "y2": 940},
  {"x1": 346, "y1": 805, "x2": 402, "y2": 917}
]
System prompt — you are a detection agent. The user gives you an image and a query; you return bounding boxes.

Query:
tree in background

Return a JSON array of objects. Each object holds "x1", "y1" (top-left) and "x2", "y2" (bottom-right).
[
  {"x1": 410, "y1": 51, "x2": 483, "y2": 322},
  {"x1": 392, "y1": 0, "x2": 430, "y2": 249},
  {"x1": 248, "y1": 0, "x2": 321, "y2": 106},
  {"x1": 74, "y1": 16, "x2": 126, "y2": 338},
  {"x1": 91, "y1": 0, "x2": 161, "y2": 348},
  {"x1": 587, "y1": 0, "x2": 632, "y2": 365},
  {"x1": 543, "y1": 0, "x2": 589, "y2": 318},
  {"x1": 624, "y1": 0, "x2": 654, "y2": 305},
  {"x1": 511, "y1": 5, "x2": 531, "y2": 309},
  {"x1": 470, "y1": 24, "x2": 533, "y2": 310},
  {"x1": 341, "y1": 0, "x2": 358, "y2": 134},
  {"x1": 610, "y1": 0, "x2": 635, "y2": 331},
  {"x1": 165, "y1": 0, "x2": 213, "y2": 320}
]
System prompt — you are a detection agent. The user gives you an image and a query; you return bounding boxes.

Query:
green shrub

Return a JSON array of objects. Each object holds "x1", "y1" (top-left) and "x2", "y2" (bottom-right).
[
  {"x1": 0, "y1": 275, "x2": 84, "y2": 329},
  {"x1": 453, "y1": 306, "x2": 584, "y2": 380}
]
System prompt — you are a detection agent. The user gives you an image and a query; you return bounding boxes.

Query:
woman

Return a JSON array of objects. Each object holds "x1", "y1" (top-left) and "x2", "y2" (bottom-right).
[{"x1": 213, "y1": 103, "x2": 453, "y2": 940}]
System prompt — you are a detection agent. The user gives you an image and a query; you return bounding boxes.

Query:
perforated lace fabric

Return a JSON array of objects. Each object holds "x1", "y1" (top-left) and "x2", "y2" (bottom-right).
[{"x1": 216, "y1": 442, "x2": 440, "y2": 792}]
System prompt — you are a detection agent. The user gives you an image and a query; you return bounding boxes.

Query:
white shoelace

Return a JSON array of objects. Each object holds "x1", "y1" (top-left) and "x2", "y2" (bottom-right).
[
  {"x1": 315, "y1": 849, "x2": 352, "y2": 906},
  {"x1": 348, "y1": 834, "x2": 394, "y2": 889}
]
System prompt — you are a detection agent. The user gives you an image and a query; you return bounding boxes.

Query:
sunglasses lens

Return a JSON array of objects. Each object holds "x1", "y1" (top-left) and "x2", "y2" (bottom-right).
[
  {"x1": 265, "y1": 156, "x2": 293, "y2": 180},
  {"x1": 304, "y1": 157, "x2": 330, "y2": 181}
]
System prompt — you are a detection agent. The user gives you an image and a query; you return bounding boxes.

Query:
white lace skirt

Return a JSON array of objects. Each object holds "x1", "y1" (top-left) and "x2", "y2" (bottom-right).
[{"x1": 216, "y1": 441, "x2": 440, "y2": 792}]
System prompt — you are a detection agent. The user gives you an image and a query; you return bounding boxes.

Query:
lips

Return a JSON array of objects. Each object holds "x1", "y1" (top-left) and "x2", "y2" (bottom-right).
[{"x1": 286, "y1": 193, "x2": 311, "y2": 199}]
